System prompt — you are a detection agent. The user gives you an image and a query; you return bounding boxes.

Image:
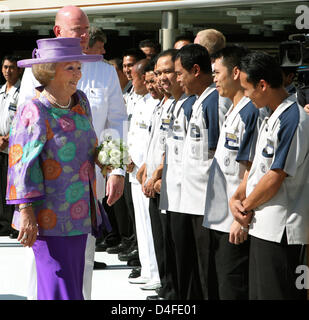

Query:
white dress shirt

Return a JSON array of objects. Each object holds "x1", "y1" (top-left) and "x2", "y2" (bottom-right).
[
  {"x1": 0, "y1": 80, "x2": 20, "y2": 153},
  {"x1": 247, "y1": 95, "x2": 309, "y2": 244},
  {"x1": 204, "y1": 97, "x2": 260, "y2": 232},
  {"x1": 127, "y1": 93, "x2": 158, "y2": 183},
  {"x1": 179, "y1": 84, "x2": 229, "y2": 215}
]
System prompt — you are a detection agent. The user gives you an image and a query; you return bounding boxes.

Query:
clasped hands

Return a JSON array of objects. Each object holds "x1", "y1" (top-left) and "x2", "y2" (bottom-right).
[{"x1": 228, "y1": 198, "x2": 254, "y2": 245}]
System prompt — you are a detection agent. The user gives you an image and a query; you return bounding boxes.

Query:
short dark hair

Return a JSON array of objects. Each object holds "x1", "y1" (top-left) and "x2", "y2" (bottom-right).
[
  {"x1": 155, "y1": 48, "x2": 178, "y2": 63},
  {"x1": 212, "y1": 44, "x2": 250, "y2": 73},
  {"x1": 173, "y1": 33, "x2": 194, "y2": 45},
  {"x1": 122, "y1": 48, "x2": 146, "y2": 61},
  {"x1": 281, "y1": 66, "x2": 297, "y2": 77},
  {"x1": 139, "y1": 39, "x2": 161, "y2": 53},
  {"x1": 88, "y1": 27, "x2": 107, "y2": 48},
  {"x1": 239, "y1": 51, "x2": 283, "y2": 88},
  {"x1": 144, "y1": 58, "x2": 156, "y2": 73},
  {"x1": 2, "y1": 55, "x2": 21, "y2": 66},
  {"x1": 175, "y1": 44, "x2": 212, "y2": 74}
]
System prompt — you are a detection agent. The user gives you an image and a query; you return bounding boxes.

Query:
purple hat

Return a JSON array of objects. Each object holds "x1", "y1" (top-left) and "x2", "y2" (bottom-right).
[{"x1": 17, "y1": 37, "x2": 102, "y2": 68}]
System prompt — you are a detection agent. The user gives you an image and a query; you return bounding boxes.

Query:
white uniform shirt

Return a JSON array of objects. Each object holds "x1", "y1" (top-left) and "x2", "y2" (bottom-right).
[
  {"x1": 0, "y1": 80, "x2": 20, "y2": 153},
  {"x1": 247, "y1": 95, "x2": 309, "y2": 244},
  {"x1": 160, "y1": 94, "x2": 196, "y2": 212},
  {"x1": 179, "y1": 84, "x2": 230, "y2": 216},
  {"x1": 127, "y1": 93, "x2": 158, "y2": 183},
  {"x1": 145, "y1": 97, "x2": 175, "y2": 181},
  {"x1": 203, "y1": 97, "x2": 260, "y2": 232},
  {"x1": 17, "y1": 61, "x2": 127, "y2": 200}
]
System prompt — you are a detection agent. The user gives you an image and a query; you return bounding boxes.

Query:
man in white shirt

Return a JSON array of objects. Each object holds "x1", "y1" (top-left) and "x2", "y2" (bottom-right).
[
  {"x1": 126, "y1": 59, "x2": 160, "y2": 289},
  {"x1": 203, "y1": 45, "x2": 261, "y2": 300},
  {"x1": 17, "y1": 5, "x2": 127, "y2": 300},
  {"x1": 0, "y1": 55, "x2": 22, "y2": 237},
  {"x1": 143, "y1": 50, "x2": 177, "y2": 300},
  {"x1": 153, "y1": 49, "x2": 198, "y2": 300},
  {"x1": 174, "y1": 44, "x2": 230, "y2": 299},
  {"x1": 230, "y1": 51, "x2": 309, "y2": 300},
  {"x1": 114, "y1": 49, "x2": 147, "y2": 265}
]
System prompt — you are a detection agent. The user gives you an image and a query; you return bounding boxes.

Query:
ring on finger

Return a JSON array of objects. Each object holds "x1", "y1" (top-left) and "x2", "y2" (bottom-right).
[{"x1": 240, "y1": 226, "x2": 249, "y2": 232}]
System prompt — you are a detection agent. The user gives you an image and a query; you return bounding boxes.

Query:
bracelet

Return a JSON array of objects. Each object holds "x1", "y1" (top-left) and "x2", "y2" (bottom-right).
[
  {"x1": 19, "y1": 203, "x2": 32, "y2": 211},
  {"x1": 242, "y1": 210, "x2": 254, "y2": 216},
  {"x1": 240, "y1": 226, "x2": 249, "y2": 232}
]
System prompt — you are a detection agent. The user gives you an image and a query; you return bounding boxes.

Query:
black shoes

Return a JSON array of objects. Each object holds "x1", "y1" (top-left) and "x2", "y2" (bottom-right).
[
  {"x1": 118, "y1": 249, "x2": 139, "y2": 262},
  {"x1": 127, "y1": 259, "x2": 141, "y2": 267},
  {"x1": 106, "y1": 241, "x2": 131, "y2": 254},
  {"x1": 95, "y1": 240, "x2": 110, "y2": 252},
  {"x1": 128, "y1": 267, "x2": 141, "y2": 279},
  {"x1": 93, "y1": 261, "x2": 107, "y2": 270},
  {"x1": 9, "y1": 230, "x2": 19, "y2": 239}
]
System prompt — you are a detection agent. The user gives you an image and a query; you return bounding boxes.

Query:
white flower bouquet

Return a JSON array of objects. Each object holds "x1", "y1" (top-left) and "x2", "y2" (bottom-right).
[{"x1": 96, "y1": 137, "x2": 130, "y2": 177}]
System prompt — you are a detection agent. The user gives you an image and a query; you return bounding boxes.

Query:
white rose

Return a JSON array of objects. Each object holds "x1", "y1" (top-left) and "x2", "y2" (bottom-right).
[
  {"x1": 98, "y1": 150, "x2": 110, "y2": 164},
  {"x1": 110, "y1": 149, "x2": 122, "y2": 160},
  {"x1": 108, "y1": 139, "x2": 120, "y2": 149}
]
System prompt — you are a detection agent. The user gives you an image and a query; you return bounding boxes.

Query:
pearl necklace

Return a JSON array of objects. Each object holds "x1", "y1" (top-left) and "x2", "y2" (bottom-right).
[{"x1": 42, "y1": 89, "x2": 72, "y2": 109}]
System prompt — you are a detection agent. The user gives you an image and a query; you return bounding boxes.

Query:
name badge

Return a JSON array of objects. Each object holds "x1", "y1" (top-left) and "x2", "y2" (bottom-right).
[
  {"x1": 162, "y1": 118, "x2": 170, "y2": 125},
  {"x1": 226, "y1": 132, "x2": 238, "y2": 144},
  {"x1": 139, "y1": 122, "x2": 147, "y2": 129}
]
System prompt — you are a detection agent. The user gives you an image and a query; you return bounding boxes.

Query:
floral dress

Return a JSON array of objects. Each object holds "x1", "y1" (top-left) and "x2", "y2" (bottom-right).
[{"x1": 6, "y1": 89, "x2": 103, "y2": 237}]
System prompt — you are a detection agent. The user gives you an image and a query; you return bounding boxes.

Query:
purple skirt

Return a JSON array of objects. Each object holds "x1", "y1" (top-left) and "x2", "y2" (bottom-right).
[{"x1": 32, "y1": 234, "x2": 87, "y2": 300}]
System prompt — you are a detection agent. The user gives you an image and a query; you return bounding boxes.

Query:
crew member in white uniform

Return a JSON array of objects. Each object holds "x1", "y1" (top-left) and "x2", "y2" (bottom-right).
[
  {"x1": 203, "y1": 45, "x2": 261, "y2": 300},
  {"x1": 159, "y1": 93, "x2": 196, "y2": 300},
  {"x1": 174, "y1": 44, "x2": 230, "y2": 299},
  {"x1": 116, "y1": 49, "x2": 147, "y2": 261},
  {"x1": 231, "y1": 51, "x2": 309, "y2": 300},
  {"x1": 142, "y1": 50, "x2": 179, "y2": 300},
  {"x1": 160, "y1": 93, "x2": 196, "y2": 213},
  {"x1": 126, "y1": 59, "x2": 160, "y2": 289},
  {"x1": 0, "y1": 56, "x2": 22, "y2": 236},
  {"x1": 17, "y1": 6, "x2": 127, "y2": 300}
]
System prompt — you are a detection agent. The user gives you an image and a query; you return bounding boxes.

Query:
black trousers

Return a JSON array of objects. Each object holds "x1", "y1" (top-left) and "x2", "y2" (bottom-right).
[
  {"x1": 207, "y1": 228, "x2": 249, "y2": 300},
  {"x1": 149, "y1": 195, "x2": 176, "y2": 299},
  {"x1": 169, "y1": 211, "x2": 205, "y2": 299},
  {"x1": 0, "y1": 153, "x2": 14, "y2": 232},
  {"x1": 122, "y1": 173, "x2": 137, "y2": 248},
  {"x1": 103, "y1": 173, "x2": 136, "y2": 247},
  {"x1": 249, "y1": 231, "x2": 307, "y2": 300}
]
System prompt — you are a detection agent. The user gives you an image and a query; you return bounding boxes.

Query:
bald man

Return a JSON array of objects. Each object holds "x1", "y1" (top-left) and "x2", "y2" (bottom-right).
[{"x1": 18, "y1": 5, "x2": 127, "y2": 300}]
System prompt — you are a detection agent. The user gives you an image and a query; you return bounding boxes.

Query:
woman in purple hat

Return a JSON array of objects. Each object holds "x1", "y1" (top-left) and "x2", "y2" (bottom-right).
[{"x1": 5, "y1": 37, "x2": 104, "y2": 300}]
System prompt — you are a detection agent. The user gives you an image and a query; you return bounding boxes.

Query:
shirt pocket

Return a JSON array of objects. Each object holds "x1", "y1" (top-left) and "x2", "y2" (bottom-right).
[
  {"x1": 188, "y1": 123, "x2": 203, "y2": 160},
  {"x1": 260, "y1": 138, "x2": 275, "y2": 174},
  {"x1": 159, "y1": 121, "x2": 170, "y2": 151},
  {"x1": 222, "y1": 132, "x2": 240, "y2": 176},
  {"x1": 171, "y1": 136, "x2": 184, "y2": 163},
  {"x1": 88, "y1": 88, "x2": 105, "y2": 107}
]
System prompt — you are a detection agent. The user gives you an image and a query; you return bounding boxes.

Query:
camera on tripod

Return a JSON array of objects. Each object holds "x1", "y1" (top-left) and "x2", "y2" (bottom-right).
[{"x1": 279, "y1": 34, "x2": 309, "y2": 89}]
